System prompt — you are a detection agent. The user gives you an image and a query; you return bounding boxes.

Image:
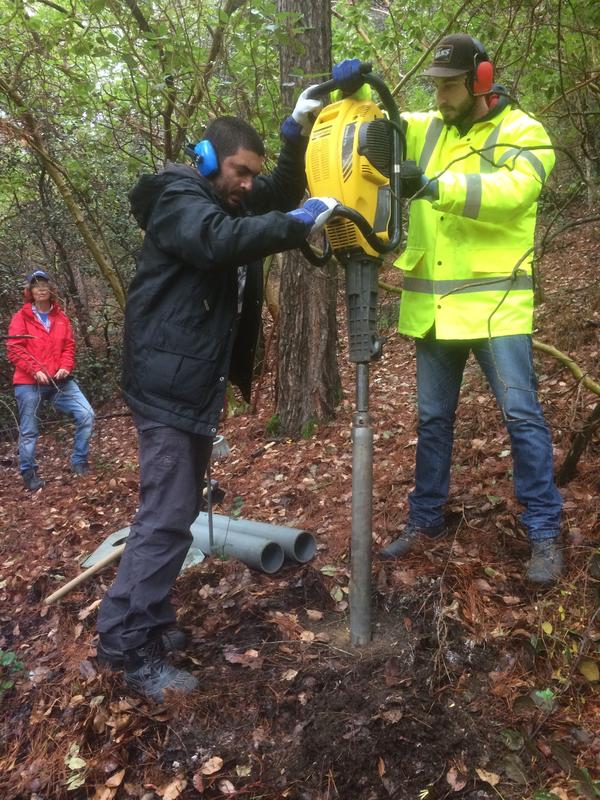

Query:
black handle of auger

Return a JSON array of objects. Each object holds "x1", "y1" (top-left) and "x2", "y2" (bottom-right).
[
  {"x1": 299, "y1": 235, "x2": 333, "y2": 267},
  {"x1": 299, "y1": 201, "x2": 397, "y2": 265},
  {"x1": 333, "y1": 206, "x2": 396, "y2": 255}
]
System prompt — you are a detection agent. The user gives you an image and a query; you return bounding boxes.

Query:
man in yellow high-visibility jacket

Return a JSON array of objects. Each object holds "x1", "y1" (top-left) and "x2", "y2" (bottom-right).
[{"x1": 334, "y1": 35, "x2": 563, "y2": 584}]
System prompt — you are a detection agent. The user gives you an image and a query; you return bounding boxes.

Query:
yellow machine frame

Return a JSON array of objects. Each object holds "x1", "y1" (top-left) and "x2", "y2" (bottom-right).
[{"x1": 305, "y1": 96, "x2": 392, "y2": 258}]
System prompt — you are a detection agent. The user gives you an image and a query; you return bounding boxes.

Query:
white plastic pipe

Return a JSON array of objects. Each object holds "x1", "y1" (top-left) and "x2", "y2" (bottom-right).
[
  {"x1": 194, "y1": 512, "x2": 316, "y2": 563},
  {"x1": 189, "y1": 522, "x2": 284, "y2": 573}
]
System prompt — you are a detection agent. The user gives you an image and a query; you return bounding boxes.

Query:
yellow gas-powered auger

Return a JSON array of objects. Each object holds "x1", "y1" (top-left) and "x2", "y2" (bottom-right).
[{"x1": 300, "y1": 64, "x2": 407, "y2": 645}]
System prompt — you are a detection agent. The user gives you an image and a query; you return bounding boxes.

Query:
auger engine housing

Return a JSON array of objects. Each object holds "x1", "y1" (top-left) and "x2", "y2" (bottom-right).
[{"x1": 306, "y1": 96, "x2": 393, "y2": 257}]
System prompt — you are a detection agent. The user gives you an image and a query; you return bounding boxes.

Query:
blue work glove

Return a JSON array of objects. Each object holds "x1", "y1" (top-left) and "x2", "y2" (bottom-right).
[
  {"x1": 418, "y1": 174, "x2": 439, "y2": 201},
  {"x1": 332, "y1": 59, "x2": 367, "y2": 94},
  {"x1": 288, "y1": 197, "x2": 340, "y2": 234},
  {"x1": 280, "y1": 115, "x2": 303, "y2": 142},
  {"x1": 281, "y1": 85, "x2": 324, "y2": 141}
]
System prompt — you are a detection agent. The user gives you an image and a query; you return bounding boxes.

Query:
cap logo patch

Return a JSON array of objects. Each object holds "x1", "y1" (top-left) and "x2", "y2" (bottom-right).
[{"x1": 434, "y1": 45, "x2": 454, "y2": 63}]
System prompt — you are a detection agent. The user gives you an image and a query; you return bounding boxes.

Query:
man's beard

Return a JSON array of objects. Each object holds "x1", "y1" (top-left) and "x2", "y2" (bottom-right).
[{"x1": 440, "y1": 95, "x2": 476, "y2": 127}]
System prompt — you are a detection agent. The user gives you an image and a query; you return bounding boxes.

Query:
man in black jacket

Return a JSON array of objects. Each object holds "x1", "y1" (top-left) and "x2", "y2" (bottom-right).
[{"x1": 96, "y1": 99, "x2": 338, "y2": 702}]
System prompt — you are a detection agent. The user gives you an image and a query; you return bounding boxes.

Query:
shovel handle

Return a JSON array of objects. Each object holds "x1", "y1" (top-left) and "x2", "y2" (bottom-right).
[{"x1": 43, "y1": 543, "x2": 126, "y2": 605}]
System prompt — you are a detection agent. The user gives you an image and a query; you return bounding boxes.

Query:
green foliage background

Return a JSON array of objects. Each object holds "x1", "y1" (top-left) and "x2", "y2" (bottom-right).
[{"x1": 0, "y1": 0, "x2": 597, "y2": 422}]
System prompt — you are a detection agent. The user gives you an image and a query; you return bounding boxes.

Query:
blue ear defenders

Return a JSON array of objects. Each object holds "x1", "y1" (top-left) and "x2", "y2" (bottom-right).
[
  {"x1": 470, "y1": 37, "x2": 494, "y2": 95},
  {"x1": 185, "y1": 139, "x2": 219, "y2": 177}
]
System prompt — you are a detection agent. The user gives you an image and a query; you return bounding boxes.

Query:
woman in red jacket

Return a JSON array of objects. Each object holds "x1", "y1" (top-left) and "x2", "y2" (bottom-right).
[{"x1": 7, "y1": 270, "x2": 94, "y2": 490}]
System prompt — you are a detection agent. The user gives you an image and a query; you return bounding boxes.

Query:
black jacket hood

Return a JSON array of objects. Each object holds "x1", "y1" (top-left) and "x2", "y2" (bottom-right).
[{"x1": 128, "y1": 163, "x2": 212, "y2": 230}]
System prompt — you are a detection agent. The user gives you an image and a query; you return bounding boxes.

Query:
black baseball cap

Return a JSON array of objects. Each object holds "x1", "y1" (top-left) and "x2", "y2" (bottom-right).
[
  {"x1": 423, "y1": 34, "x2": 487, "y2": 78},
  {"x1": 27, "y1": 269, "x2": 50, "y2": 284}
]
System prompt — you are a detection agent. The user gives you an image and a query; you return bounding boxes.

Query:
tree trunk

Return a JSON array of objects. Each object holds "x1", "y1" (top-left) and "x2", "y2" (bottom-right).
[
  {"x1": 276, "y1": 0, "x2": 340, "y2": 437},
  {"x1": 37, "y1": 175, "x2": 96, "y2": 349},
  {"x1": 557, "y1": 402, "x2": 600, "y2": 486}
]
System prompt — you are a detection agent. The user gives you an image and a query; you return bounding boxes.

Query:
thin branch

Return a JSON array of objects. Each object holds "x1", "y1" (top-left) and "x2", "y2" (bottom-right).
[
  {"x1": 174, "y1": 0, "x2": 249, "y2": 155},
  {"x1": 540, "y1": 74, "x2": 600, "y2": 114},
  {"x1": 390, "y1": 0, "x2": 475, "y2": 97},
  {"x1": 532, "y1": 340, "x2": 600, "y2": 396},
  {"x1": 32, "y1": 0, "x2": 84, "y2": 25}
]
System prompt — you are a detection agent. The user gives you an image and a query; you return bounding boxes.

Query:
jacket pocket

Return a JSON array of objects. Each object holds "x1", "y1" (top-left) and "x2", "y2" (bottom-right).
[
  {"x1": 154, "y1": 320, "x2": 221, "y2": 361},
  {"x1": 394, "y1": 247, "x2": 426, "y2": 272},
  {"x1": 170, "y1": 353, "x2": 221, "y2": 407},
  {"x1": 144, "y1": 321, "x2": 228, "y2": 407},
  {"x1": 469, "y1": 248, "x2": 531, "y2": 274},
  {"x1": 142, "y1": 347, "x2": 220, "y2": 408}
]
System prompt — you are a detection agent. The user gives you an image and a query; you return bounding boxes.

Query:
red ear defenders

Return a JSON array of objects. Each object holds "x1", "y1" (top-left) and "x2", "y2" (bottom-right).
[
  {"x1": 185, "y1": 139, "x2": 219, "y2": 177},
  {"x1": 470, "y1": 37, "x2": 494, "y2": 95}
]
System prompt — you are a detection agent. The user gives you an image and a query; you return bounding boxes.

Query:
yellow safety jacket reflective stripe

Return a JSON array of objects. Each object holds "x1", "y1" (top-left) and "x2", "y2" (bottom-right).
[{"x1": 395, "y1": 103, "x2": 555, "y2": 339}]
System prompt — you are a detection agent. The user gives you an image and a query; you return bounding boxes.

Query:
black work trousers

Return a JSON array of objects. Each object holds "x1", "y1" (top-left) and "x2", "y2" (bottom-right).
[{"x1": 96, "y1": 414, "x2": 213, "y2": 652}]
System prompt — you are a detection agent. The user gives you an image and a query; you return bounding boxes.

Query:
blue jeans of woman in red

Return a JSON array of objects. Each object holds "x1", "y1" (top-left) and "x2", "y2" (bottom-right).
[{"x1": 15, "y1": 379, "x2": 94, "y2": 472}]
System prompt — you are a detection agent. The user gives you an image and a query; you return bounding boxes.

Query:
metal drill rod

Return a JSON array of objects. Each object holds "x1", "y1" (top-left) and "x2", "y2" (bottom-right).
[
  {"x1": 344, "y1": 256, "x2": 380, "y2": 647},
  {"x1": 350, "y1": 362, "x2": 373, "y2": 645}
]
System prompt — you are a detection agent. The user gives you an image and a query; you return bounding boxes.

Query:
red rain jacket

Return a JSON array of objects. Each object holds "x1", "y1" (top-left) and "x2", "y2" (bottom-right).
[{"x1": 7, "y1": 303, "x2": 76, "y2": 385}]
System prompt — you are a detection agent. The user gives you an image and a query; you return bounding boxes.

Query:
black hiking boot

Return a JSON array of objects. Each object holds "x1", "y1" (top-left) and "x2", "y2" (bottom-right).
[
  {"x1": 71, "y1": 462, "x2": 90, "y2": 476},
  {"x1": 379, "y1": 522, "x2": 448, "y2": 560},
  {"x1": 22, "y1": 469, "x2": 45, "y2": 491},
  {"x1": 161, "y1": 627, "x2": 187, "y2": 652},
  {"x1": 97, "y1": 638, "x2": 197, "y2": 703},
  {"x1": 526, "y1": 538, "x2": 564, "y2": 585},
  {"x1": 97, "y1": 628, "x2": 187, "y2": 668}
]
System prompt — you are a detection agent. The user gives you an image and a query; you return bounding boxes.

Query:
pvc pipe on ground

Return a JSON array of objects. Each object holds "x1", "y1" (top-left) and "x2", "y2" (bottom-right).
[
  {"x1": 194, "y1": 512, "x2": 316, "y2": 563},
  {"x1": 46, "y1": 512, "x2": 306, "y2": 604},
  {"x1": 80, "y1": 515, "x2": 314, "y2": 577},
  {"x1": 189, "y1": 523, "x2": 284, "y2": 574}
]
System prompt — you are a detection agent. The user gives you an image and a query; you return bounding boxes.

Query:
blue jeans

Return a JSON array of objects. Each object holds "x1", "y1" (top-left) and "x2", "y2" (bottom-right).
[
  {"x1": 15, "y1": 380, "x2": 95, "y2": 473},
  {"x1": 409, "y1": 335, "x2": 562, "y2": 541}
]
